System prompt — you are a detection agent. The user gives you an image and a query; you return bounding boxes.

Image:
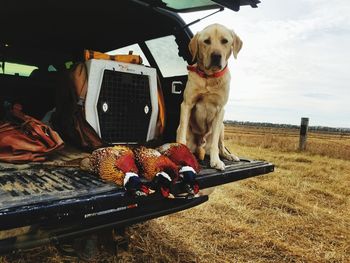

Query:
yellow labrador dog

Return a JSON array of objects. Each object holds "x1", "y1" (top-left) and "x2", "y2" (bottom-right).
[{"x1": 176, "y1": 24, "x2": 242, "y2": 170}]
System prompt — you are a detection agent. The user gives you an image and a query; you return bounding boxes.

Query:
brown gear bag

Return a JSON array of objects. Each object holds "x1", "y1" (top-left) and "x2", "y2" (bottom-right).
[
  {"x1": 51, "y1": 63, "x2": 104, "y2": 150},
  {"x1": 0, "y1": 104, "x2": 64, "y2": 163}
]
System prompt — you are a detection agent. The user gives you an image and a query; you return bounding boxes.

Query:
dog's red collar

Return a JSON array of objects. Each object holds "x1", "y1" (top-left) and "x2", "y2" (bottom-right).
[{"x1": 187, "y1": 65, "x2": 228, "y2": 79}]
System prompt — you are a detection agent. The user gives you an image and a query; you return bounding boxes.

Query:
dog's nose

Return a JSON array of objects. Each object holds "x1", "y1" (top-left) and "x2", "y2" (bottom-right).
[{"x1": 210, "y1": 53, "x2": 222, "y2": 67}]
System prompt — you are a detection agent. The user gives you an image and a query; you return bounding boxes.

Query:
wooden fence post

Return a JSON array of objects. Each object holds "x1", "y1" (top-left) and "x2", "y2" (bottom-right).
[{"x1": 299, "y1": 117, "x2": 309, "y2": 151}]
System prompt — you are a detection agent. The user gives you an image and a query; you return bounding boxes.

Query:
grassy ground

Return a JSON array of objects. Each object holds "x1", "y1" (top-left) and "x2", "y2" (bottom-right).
[{"x1": 1, "y1": 125, "x2": 349, "y2": 262}]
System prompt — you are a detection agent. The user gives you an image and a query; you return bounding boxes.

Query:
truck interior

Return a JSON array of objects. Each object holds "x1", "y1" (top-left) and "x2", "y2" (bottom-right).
[{"x1": 1, "y1": 0, "x2": 193, "y2": 138}]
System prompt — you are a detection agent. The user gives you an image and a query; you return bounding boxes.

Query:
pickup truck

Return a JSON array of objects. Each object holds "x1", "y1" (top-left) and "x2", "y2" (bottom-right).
[{"x1": 0, "y1": 0, "x2": 273, "y2": 255}]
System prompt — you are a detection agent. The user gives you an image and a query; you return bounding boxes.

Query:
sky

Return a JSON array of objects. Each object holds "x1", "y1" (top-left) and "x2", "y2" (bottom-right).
[{"x1": 180, "y1": 0, "x2": 350, "y2": 128}]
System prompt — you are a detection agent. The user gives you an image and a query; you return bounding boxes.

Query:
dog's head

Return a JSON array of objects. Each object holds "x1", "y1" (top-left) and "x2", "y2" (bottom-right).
[{"x1": 189, "y1": 23, "x2": 243, "y2": 72}]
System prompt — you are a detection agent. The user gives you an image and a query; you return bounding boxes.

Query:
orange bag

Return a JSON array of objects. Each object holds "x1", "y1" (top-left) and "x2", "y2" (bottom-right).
[{"x1": 0, "y1": 104, "x2": 64, "y2": 163}]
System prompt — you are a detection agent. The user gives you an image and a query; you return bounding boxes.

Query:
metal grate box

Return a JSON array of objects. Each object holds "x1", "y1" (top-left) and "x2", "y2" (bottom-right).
[{"x1": 85, "y1": 59, "x2": 158, "y2": 144}]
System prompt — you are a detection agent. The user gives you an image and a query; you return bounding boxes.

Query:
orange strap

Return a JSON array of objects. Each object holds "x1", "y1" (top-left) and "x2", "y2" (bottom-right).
[
  {"x1": 157, "y1": 76, "x2": 166, "y2": 135},
  {"x1": 84, "y1": 50, "x2": 143, "y2": 64}
]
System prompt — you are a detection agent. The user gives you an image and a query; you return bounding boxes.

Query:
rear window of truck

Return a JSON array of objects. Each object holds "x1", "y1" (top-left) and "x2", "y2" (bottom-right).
[{"x1": 0, "y1": 62, "x2": 38, "y2": 77}]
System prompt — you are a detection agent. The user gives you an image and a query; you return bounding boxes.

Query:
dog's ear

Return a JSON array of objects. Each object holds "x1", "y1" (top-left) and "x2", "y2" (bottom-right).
[
  {"x1": 231, "y1": 31, "x2": 243, "y2": 59},
  {"x1": 188, "y1": 33, "x2": 199, "y2": 62}
]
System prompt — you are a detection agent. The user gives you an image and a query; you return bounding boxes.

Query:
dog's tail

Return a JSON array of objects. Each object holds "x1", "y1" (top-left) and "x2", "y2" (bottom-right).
[
  {"x1": 197, "y1": 136, "x2": 208, "y2": 161},
  {"x1": 197, "y1": 146, "x2": 206, "y2": 161}
]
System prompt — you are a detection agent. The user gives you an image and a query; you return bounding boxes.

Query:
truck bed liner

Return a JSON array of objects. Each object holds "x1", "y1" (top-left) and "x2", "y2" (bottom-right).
[
  {"x1": 1, "y1": 160, "x2": 273, "y2": 211},
  {"x1": 0, "y1": 166, "x2": 117, "y2": 210},
  {"x1": 0, "y1": 147, "x2": 274, "y2": 231},
  {"x1": 0, "y1": 152, "x2": 273, "y2": 253}
]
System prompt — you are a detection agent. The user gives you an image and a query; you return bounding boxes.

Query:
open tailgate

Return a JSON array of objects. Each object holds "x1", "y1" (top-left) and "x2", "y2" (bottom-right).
[
  {"x1": 0, "y1": 159, "x2": 273, "y2": 228},
  {"x1": 0, "y1": 158, "x2": 273, "y2": 253}
]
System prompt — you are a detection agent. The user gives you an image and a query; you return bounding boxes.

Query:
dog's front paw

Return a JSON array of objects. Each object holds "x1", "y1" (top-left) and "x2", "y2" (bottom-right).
[
  {"x1": 220, "y1": 150, "x2": 240, "y2": 162},
  {"x1": 210, "y1": 158, "x2": 225, "y2": 171},
  {"x1": 226, "y1": 153, "x2": 240, "y2": 162},
  {"x1": 176, "y1": 135, "x2": 186, "y2": 145}
]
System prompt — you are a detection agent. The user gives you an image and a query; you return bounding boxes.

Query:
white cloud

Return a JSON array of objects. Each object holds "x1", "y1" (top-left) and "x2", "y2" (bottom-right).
[{"x1": 181, "y1": 0, "x2": 350, "y2": 127}]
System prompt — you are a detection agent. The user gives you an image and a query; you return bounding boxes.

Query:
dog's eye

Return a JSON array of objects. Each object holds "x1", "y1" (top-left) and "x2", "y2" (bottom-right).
[
  {"x1": 221, "y1": 38, "x2": 228, "y2": 44},
  {"x1": 204, "y1": 39, "x2": 211, "y2": 45}
]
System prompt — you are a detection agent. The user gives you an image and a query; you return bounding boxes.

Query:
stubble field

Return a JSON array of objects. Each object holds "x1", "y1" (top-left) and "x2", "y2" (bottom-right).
[{"x1": 1, "y1": 125, "x2": 349, "y2": 262}]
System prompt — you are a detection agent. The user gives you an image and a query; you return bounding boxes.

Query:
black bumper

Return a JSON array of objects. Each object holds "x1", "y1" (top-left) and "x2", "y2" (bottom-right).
[{"x1": 0, "y1": 194, "x2": 208, "y2": 254}]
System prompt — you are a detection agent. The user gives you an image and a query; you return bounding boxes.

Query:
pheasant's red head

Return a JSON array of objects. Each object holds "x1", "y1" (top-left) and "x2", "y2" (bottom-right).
[
  {"x1": 157, "y1": 155, "x2": 179, "y2": 182},
  {"x1": 133, "y1": 146, "x2": 179, "y2": 182},
  {"x1": 157, "y1": 143, "x2": 200, "y2": 173},
  {"x1": 115, "y1": 154, "x2": 139, "y2": 174}
]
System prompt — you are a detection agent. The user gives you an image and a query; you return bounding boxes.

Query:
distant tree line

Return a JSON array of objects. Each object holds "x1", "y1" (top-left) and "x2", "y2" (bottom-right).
[{"x1": 224, "y1": 120, "x2": 350, "y2": 134}]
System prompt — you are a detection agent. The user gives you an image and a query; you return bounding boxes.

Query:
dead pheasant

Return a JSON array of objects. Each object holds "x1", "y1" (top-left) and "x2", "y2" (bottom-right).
[
  {"x1": 157, "y1": 143, "x2": 200, "y2": 195},
  {"x1": 133, "y1": 146, "x2": 179, "y2": 198},
  {"x1": 80, "y1": 145, "x2": 149, "y2": 196}
]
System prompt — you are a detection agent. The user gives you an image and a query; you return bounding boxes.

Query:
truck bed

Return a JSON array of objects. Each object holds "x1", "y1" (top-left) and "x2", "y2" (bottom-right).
[
  {"x1": 0, "y1": 159, "x2": 273, "y2": 209},
  {"x1": 0, "y1": 151, "x2": 273, "y2": 225},
  {"x1": 0, "y1": 148, "x2": 273, "y2": 253}
]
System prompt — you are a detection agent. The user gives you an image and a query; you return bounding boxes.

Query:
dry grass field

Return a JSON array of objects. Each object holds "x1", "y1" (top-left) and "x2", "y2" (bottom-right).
[{"x1": 1, "y1": 125, "x2": 349, "y2": 262}]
